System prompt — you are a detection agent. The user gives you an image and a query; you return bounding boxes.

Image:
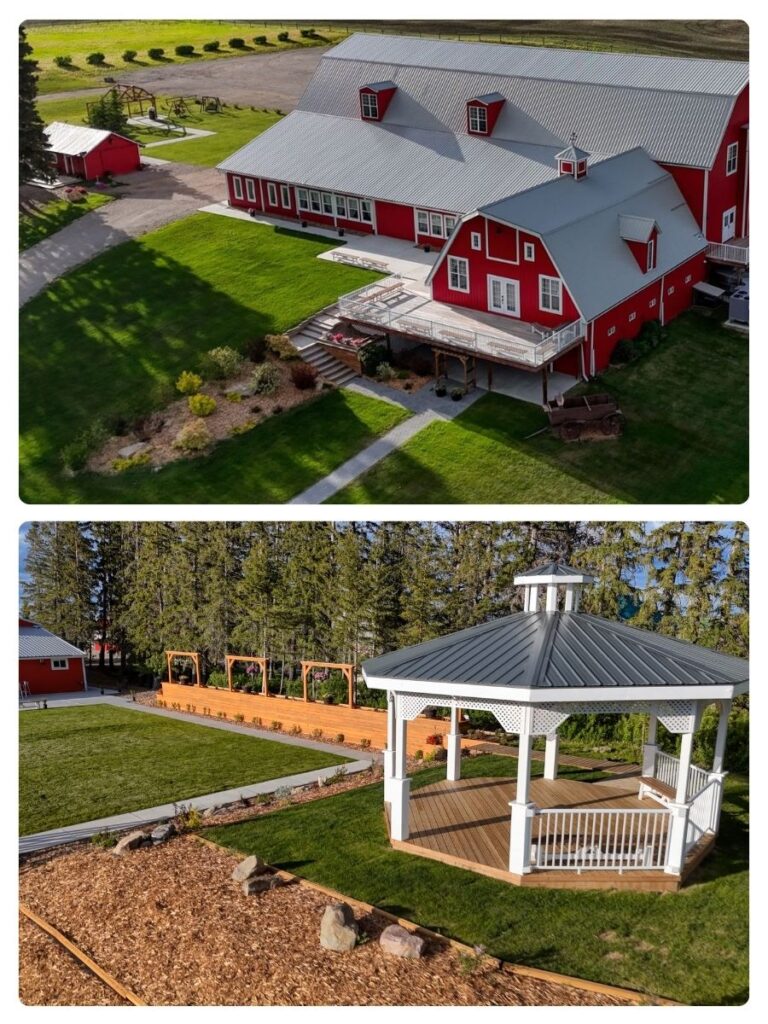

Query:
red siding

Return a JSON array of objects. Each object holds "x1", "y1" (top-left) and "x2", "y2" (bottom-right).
[
  {"x1": 77, "y1": 134, "x2": 141, "y2": 178},
  {"x1": 661, "y1": 163, "x2": 705, "y2": 229},
  {"x1": 360, "y1": 85, "x2": 396, "y2": 120},
  {"x1": 19, "y1": 657, "x2": 85, "y2": 695},
  {"x1": 431, "y1": 215, "x2": 580, "y2": 328},
  {"x1": 704, "y1": 85, "x2": 749, "y2": 241},
  {"x1": 374, "y1": 200, "x2": 414, "y2": 240}
]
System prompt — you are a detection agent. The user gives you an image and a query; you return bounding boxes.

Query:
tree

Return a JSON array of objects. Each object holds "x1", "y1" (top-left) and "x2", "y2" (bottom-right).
[
  {"x1": 21, "y1": 523, "x2": 94, "y2": 646},
  {"x1": 88, "y1": 90, "x2": 129, "y2": 135},
  {"x1": 19, "y1": 26, "x2": 54, "y2": 184}
]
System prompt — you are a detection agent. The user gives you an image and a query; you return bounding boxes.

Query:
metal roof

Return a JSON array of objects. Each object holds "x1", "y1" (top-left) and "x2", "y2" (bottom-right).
[
  {"x1": 619, "y1": 213, "x2": 659, "y2": 242},
  {"x1": 19, "y1": 623, "x2": 85, "y2": 660},
  {"x1": 556, "y1": 143, "x2": 590, "y2": 162},
  {"x1": 479, "y1": 148, "x2": 705, "y2": 321},
  {"x1": 362, "y1": 611, "x2": 748, "y2": 690},
  {"x1": 516, "y1": 562, "x2": 594, "y2": 580},
  {"x1": 218, "y1": 110, "x2": 610, "y2": 214},
  {"x1": 365, "y1": 80, "x2": 397, "y2": 91},
  {"x1": 296, "y1": 38, "x2": 747, "y2": 167},
  {"x1": 472, "y1": 92, "x2": 506, "y2": 103},
  {"x1": 44, "y1": 121, "x2": 123, "y2": 156}
]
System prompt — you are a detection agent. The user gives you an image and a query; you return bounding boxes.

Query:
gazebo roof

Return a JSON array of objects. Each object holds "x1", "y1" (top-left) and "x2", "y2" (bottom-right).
[{"x1": 363, "y1": 611, "x2": 748, "y2": 692}]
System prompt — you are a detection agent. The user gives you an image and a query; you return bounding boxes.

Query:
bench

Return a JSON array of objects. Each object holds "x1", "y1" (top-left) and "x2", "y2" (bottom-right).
[{"x1": 638, "y1": 776, "x2": 677, "y2": 803}]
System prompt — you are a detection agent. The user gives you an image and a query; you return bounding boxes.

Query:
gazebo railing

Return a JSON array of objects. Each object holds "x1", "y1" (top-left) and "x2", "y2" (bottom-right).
[
  {"x1": 652, "y1": 750, "x2": 711, "y2": 800},
  {"x1": 531, "y1": 807, "x2": 671, "y2": 872},
  {"x1": 685, "y1": 779, "x2": 720, "y2": 854}
]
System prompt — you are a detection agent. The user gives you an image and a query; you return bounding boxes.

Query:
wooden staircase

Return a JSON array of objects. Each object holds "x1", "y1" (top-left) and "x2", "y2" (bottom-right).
[{"x1": 291, "y1": 307, "x2": 359, "y2": 387}]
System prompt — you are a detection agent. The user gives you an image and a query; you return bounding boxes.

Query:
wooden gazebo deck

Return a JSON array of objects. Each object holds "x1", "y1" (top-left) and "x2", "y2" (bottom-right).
[{"x1": 388, "y1": 777, "x2": 711, "y2": 892}]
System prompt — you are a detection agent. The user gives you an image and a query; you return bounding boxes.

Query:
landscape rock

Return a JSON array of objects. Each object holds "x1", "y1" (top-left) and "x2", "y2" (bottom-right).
[
  {"x1": 319, "y1": 902, "x2": 358, "y2": 952},
  {"x1": 150, "y1": 823, "x2": 176, "y2": 844},
  {"x1": 379, "y1": 924, "x2": 425, "y2": 959},
  {"x1": 117, "y1": 441, "x2": 148, "y2": 459},
  {"x1": 231, "y1": 855, "x2": 267, "y2": 883},
  {"x1": 112, "y1": 830, "x2": 147, "y2": 856},
  {"x1": 242, "y1": 874, "x2": 287, "y2": 896}
]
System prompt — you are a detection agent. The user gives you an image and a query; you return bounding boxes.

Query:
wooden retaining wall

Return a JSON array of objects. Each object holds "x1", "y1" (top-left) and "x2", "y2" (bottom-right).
[{"x1": 159, "y1": 682, "x2": 446, "y2": 754}]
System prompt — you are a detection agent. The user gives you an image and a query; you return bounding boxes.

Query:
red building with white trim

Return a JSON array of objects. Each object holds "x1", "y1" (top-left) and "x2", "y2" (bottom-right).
[
  {"x1": 44, "y1": 122, "x2": 141, "y2": 180},
  {"x1": 19, "y1": 618, "x2": 87, "y2": 695}
]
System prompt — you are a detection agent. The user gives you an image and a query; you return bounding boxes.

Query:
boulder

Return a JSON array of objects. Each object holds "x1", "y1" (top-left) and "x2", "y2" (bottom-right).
[
  {"x1": 379, "y1": 924, "x2": 425, "y2": 959},
  {"x1": 150, "y1": 822, "x2": 175, "y2": 844},
  {"x1": 112, "y1": 830, "x2": 147, "y2": 856},
  {"x1": 117, "y1": 441, "x2": 148, "y2": 459},
  {"x1": 242, "y1": 874, "x2": 286, "y2": 896},
  {"x1": 319, "y1": 902, "x2": 358, "y2": 952},
  {"x1": 231, "y1": 854, "x2": 267, "y2": 883}
]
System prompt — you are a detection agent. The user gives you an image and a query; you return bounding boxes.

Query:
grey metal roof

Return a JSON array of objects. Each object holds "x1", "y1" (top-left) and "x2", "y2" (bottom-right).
[
  {"x1": 297, "y1": 37, "x2": 747, "y2": 167},
  {"x1": 480, "y1": 148, "x2": 705, "y2": 321},
  {"x1": 619, "y1": 213, "x2": 659, "y2": 242},
  {"x1": 44, "y1": 121, "x2": 123, "y2": 156},
  {"x1": 363, "y1": 611, "x2": 748, "y2": 690},
  {"x1": 365, "y1": 80, "x2": 397, "y2": 91},
  {"x1": 473, "y1": 91, "x2": 506, "y2": 103},
  {"x1": 556, "y1": 143, "x2": 590, "y2": 162},
  {"x1": 19, "y1": 623, "x2": 85, "y2": 660},
  {"x1": 516, "y1": 562, "x2": 594, "y2": 579},
  {"x1": 218, "y1": 110, "x2": 609, "y2": 214}
]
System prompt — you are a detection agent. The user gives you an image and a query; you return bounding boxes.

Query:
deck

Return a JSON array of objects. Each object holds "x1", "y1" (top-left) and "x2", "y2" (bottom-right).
[{"x1": 389, "y1": 776, "x2": 712, "y2": 892}]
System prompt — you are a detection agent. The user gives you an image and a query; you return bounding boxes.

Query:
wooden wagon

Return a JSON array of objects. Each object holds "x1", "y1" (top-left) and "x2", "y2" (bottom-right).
[{"x1": 547, "y1": 393, "x2": 623, "y2": 441}]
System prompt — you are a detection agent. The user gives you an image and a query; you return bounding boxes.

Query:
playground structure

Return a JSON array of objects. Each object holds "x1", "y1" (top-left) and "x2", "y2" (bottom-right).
[
  {"x1": 86, "y1": 83, "x2": 157, "y2": 122},
  {"x1": 199, "y1": 95, "x2": 223, "y2": 113}
]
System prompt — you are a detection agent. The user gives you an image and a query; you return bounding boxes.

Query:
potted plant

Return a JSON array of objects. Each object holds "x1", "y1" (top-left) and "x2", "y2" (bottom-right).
[
  {"x1": 451, "y1": 387, "x2": 464, "y2": 401},
  {"x1": 323, "y1": 693, "x2": 335, "y2": 705},
  {"x1": 434, "y1": 380, "x2": 447, "y2": 397}
]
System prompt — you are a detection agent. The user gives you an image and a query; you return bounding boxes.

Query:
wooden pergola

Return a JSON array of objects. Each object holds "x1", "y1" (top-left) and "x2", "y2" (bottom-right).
[
  {"x1": 300, "y1": 661, "x2": 356, "y2": 707},
  {"x1": 225, "y1": 655, "x2": 269, "y2": 694},
  {"x1": 165, "y1": 650, "x2": 201, "y2": 684}
]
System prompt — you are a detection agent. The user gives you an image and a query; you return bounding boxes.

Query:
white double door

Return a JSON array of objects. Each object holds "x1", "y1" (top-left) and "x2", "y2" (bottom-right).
[
  {"x1": 722, "y1": 206, "x2": 736, "y2": 242},
  {"x1": 487, "y1": 275, "x2": 520, "y2": 317}
]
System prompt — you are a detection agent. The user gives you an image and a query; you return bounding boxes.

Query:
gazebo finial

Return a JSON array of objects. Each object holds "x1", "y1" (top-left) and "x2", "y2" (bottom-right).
[{"x1": 513, "y1": 561, "x2": 595, "y2": 613}]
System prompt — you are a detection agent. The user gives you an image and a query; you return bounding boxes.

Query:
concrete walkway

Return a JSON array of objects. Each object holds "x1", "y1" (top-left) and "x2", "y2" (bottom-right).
[
  {"x1": 290, "y1": 381, "x2": 483, "y2": 503},
  {"x1": 19, "y1": 161, "x2": 223, "y2": 305}
]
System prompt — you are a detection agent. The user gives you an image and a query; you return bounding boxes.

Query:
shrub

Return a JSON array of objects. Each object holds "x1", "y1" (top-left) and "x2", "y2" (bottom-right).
[
  {"x1": 265, "y1": 333, "x2": 299, "y2": 361},
  {"x1": 451, "y1": 387, "x2": 464, "y2": 401},
  {"x1": 432, "y1": 747, "x2": 448, "y2": 762},
  {"x1": 175, "y1": 44, "x2": 195, "y2": 56},
  {"x1": 230, "y1": 420, "x2": 257, "y2": 436},
  {"x1": 434, "y1": 382, "x2": 447, "y2": 397},
  {"x1": 148, "y1": 48, "x2": 165, "y2": 60},
  {"x1": 289, "y1": 724, "x2": 303, "y2": 736},
  {"x1": 328, "y1": 766, "x2": 348, "y2": 784},
  {"x1": 176, "y1": 370, "x2": 203, "y2": 395},
  {"x1": 252, "y1": 716, "x2": 263, "y2": 727},
  {"x1": 300, "y1": 29, "x2": 316, "y2": 38},
  {"x1": 226, "y1": 391, "x2": 243, "y2": 403},
  {"x1": 413, "y1": 749, "x2": 424, "y2": 760},
  {"x1": 86, "y1": 52, "x2": 106, "y2": 65},
  {"x1": 60, "y1": 421, "x2": 109, "y2": 473},
  {"x1": 396, "y1": 368, "x2": 410, "y2": 380},
  {"x1": 188, "y1": 393, "x2": 217, "y2": 417},
  {"x1": 53, "y1": 55, "x2": 73, "y2": 67},
  {"x1": 233, "y1": 713, "x2": 245, "y2": 723},
  {"x1": 200, "y1": 345, "x2": 242, "y2": 380},
  {"x1": 375, "y1": 362, "x2": 395, "y2": 382},
  {"x1": 359, "y1": 342, "x2": 387, "y2": 376},
  {"x1": 334, "y1": 733, "x2": 345, "y2": 744},
  {"x1": 112, "y1": 451, "x2": 152, "y2": 473},
  {"x1": 251, "y1": 362, "x2": 280, "y2": 395},
  {"x1": 639, "y1": 317, "x2": 663, "y2": 348},
  {"x1": 245, "y1": 337, "x2": 267, "y2": 363},
  {"x1": 229, "y1": 37, "x2": 246, "y2": 47},
  {"x1": 202, "y1": 41, "x2": 220, "y2": 52},
  {"x1": 290, "y1": 362, "x2": 318, "y2": 390},
  {"x1": 216, "y1": 710, "x2": 226, "y2": 719},
  {"x1": 173, "y1": 419, "x2": 212, "y2": 452},
  {"x1": 90, "y1": 829, "x2": 118, "y2": 848},
  {"x1": 207, "y1": 670, "x2": 227, "y2": 688},
  {"x1": 122, "y1": 49, "x2": 138, "y2": 62},
  {"x1": 253, "y1": 35, "x2": 267, "y2": 45},
  {"x1": 310, "y1": 728, "x2": 323, "y2": 740},
  {"x1": 610, "y1": 339, "x2": 634, "y2": 365},
  {"x1": 425, "y1": 733, "x2": 443, "y2": 746},
  {"x1": 270, "y1": 720, "x2": 283, "y2": 731},
  {"x1": 277, "y1": 31, "x2": 290, "y2": 41},
  {"x1": 176, "y1": 805, "x2": 202, "y2": 831},
  {"x1": 359, "y1": 738, "x2": 372, "y2": 750}
]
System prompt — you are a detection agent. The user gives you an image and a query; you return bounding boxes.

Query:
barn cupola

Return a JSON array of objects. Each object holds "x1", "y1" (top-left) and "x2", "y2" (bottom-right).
[
  {"x1": 466, "y1": 93, "x2": 505, "y2": 136},
  {"x1": 514, "y1": 562, "x2": 596, "y2": 612},
  {"x1": 619, "y1": 215, "x2": 661, "y2": 273},
  {"x1": 556, "y1": 132, "x2": 590, "y2": 179},
  {"x1": 359, "y1": 81, "x2": 397, "y2": 121}
]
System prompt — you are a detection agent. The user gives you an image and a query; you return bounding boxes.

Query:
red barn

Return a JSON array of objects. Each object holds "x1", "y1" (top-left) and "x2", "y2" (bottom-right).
[
  {"x1": 44, "y1": 121, "x2": 141, "y2": 180},
  {"x1": 19, "y1": 618, "x2": 87, "y2": 696}
]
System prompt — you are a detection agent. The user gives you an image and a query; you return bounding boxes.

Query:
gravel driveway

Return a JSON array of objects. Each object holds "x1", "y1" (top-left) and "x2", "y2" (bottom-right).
[{"x1": 19, "y1": 161, "x2": 224, "y2": 306}]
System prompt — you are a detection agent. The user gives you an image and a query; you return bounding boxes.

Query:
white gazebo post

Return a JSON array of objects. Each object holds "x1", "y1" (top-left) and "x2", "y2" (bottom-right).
[
  {"x1": 389, "y1": 694, "x2": 411, "y2": 840},
  {"x1": 509, "y1": 729, "x2": 536, "y2": 875},
  {"x1": 545, "y1": 583, "x2": 558, "y2": 612},
  {"x1": 383, "y1": 691, "x2": 396, "y2": 803},
  {"x1": 564, "y1": 583, "x2": 579, "y2": 611},
  {"x1": 543, "y1": 732, "x2": 560, "y2": 780},
  {"x1": 446, "y1": 704, "x2": 461, "y2": 782},
  {"x1": 642, "y1": 706, "x2": 659, "y2": 777},
  {"x1": 665, "y1": 726, "x2": 695, "y2": 875},
  {"x1": 525, "y1": 585, "x2": 540, "y2": 611},
  {"x1": 709, "y1": 699, "x2": 732, "y2": 833}
]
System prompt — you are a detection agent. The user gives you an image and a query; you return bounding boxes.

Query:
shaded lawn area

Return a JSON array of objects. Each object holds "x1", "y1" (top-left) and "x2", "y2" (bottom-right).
[
  {"x1": 19, "y1": 704, "x2": 350, "y2": 835},
  {"x1": 20, "y1": 216, "x2": 397, "y2": 503},
  {"x1": 330, "y1": 312, "x2": 748, "y2": 504},
  {"x1": 37, "y1": 95, "x2": 282, "y2": 168},
  {"x1": 208, "y1": 755, "x2": 748, "y2": 1005},
  {"x1": 20, "y1": 192, "x2": 112, "y2": 251}
]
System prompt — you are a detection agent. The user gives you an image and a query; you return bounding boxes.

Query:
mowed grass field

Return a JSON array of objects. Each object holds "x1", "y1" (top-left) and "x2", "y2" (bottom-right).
[
  {"x1": 19, "y1": 192, "x2": 112, "y2": 250},
  {"x1": 36, "y1": 95, "x2": 283, "y2": 168},
  {"x1": 19, "y1": 216, "x2": 412, "y2": 504},
  {"x1": 19, "y1": 704, "x2": 350, "y2": 835},
  {"x1": 208, "y1": 755, "x2": 749, "y2": 1005},
  {"x1": 330, "y1": 312, "x2": 748, "y2": 505},
  {"x1": 25, "y1": 21, "x2": 346, "y2": 93}
]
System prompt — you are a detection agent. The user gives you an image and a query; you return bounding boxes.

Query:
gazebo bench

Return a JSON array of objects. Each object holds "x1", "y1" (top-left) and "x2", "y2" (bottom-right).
[{"x1": 638, "y1": 776, "x2": 677, "y2": 803}]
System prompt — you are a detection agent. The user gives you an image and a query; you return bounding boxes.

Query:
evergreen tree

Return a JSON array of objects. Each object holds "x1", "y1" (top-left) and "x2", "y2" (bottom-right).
[
  {"x1": 91, "y1": 522, "x2": 131, "y2": 668},
  {"x1": 19, "y1": 26, "x2": 54, "y2": 184},
  {"x1": 88, "y1": 90, "x2": 129, "y2": 135},
  {"x1": 21, "y1": 522, "x2": 93, "y2": 646}
]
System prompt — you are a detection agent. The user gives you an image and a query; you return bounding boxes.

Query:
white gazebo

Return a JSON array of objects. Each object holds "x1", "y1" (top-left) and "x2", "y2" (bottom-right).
[{"x1": 362, "y1": 563, "x2": 748, "y2": 891}]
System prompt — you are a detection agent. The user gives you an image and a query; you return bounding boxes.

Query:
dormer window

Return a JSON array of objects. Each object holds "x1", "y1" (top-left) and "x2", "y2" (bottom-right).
[
  {"x1": 466, "y1": 93, "x2": 505, "y2": 136},
  {"x1": 361, "y1": 93, "x2": 378, "y2": 119},
  {"x1": 468, "y1": 105, "x2": 488, "y2": 134},
  {"x1": 359, "y1": 81, "x2": 397, "y2": 122},
  {"x1": 619, "y1": 214, "x2": 660, "y2": 274},
  {"x1": 647, "y1": 237, "x2": 656, "y2": 272}
]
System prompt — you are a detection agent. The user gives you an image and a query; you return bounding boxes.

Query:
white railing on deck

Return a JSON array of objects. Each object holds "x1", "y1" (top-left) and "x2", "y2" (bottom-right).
[
  {"x1": 707, "y1": 242, "x2": 749, "y2": 265},
  {"x1": 531, "y1": 807, "x2": 671, "y2": 872},
  {"x1": 652, "y1": 751, "x2": 710, "y2": 801},
  {"x1": 685, "y1": 780, "x2": 719, "y2": 853}
]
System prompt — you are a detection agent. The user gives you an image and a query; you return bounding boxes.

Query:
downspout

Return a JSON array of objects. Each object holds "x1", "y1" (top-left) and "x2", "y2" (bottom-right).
[
  {"x1": 702, "y1": 169, "x2": 709, "y2": 239},
  {"x1": 660, "y1": 275, "x2": 666, "y2": 326}
]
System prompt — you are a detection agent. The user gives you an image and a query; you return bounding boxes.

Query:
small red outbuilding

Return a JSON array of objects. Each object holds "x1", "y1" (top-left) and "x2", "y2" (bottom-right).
[
  {"x1": 44, "y1": 121, "x2": 141, "y2": 180},
  {"x1": 19, "y1": 618, "x2": 87, "y2": 696}
]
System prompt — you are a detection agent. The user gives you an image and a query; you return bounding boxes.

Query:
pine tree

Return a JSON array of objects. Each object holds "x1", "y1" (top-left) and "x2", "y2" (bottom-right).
[
  {"x1": 19, "y1": 26, "x2": 54, "y2": 184},
  {"x1": 21, "y1": 522, "x2": 94, "y2": 646},
  {"x1": 88, "y1": 90, "x2": 129, "y2": 135},
  {"x1": 90, "y1": 522, "x2": 131, "y2": 669}
]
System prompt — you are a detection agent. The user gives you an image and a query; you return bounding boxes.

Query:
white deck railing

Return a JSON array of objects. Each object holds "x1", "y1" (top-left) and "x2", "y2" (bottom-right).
[
  {"x1": 685, "y1": 780, "x2": 720, "y2": 853},
  {"x1": 706, "y1": 242, "x2": 749, "y2": 265},
  {"x1": 337, "y1": 282, "x2": 585, "y2": 368},
  {"x1": 652, "y1": 751, "x2": 710, "y2": 801},
  {"x1": 531, "y1": 807, "x2": 671, "y2": 872}
]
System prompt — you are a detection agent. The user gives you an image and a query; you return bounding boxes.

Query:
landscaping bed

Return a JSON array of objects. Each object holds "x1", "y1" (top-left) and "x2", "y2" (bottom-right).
[{"x1": 19, "y1": 838, "x2": 629, "y2": 1005}]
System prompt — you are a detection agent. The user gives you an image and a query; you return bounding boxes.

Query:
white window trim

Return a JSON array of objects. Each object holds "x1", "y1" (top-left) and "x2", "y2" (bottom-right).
[
  {"x1": 335, "y1": 195, "x2": 347, "y2": 218},
  {"x1": 444, "y1": 216, "x2": 457, "y2": 236},
  {"x1": 647, "y1": 237, "x2": 656, "y2": 271},
  {"x1": 667, "y1": 285, "x2": 676, "y2": 296},
  {"x1": 484, "y1": 219, "x2": 520, "y2": 264},
  {"x1": 430, "y1": 212, "x2": 444, "y2": 238},
  {"x1": 361, "y1": 92, "x2": 379, "y2": 119},
  {"x1": 360, "y1": 199, "x2": 373, "y2": 223},
  {"x1": 470, "y1": 232, "x2": 482, "y2": 251},
  {"x1": 321, "y1": 192, "x2": 334, "y2": 216},
  {"x1": 726, "y1": 141, "x2": 738, "y2": 176},
  {"x1": 297, "y1": 188, "x2": 309, "y2": 211},
  {"x1": 266, "y1": 182, "x2": 277, "y2": 206},
  {"x1": 245, "y1": 178, "x2": 257, "y2": 203},
  {"x1": 280, "y1": 184, "x2": 291, "y2": 209},
  {"x1": 649, "y1": 298, "x2": 657, "y2": 308},
  {"x1": 539, "y1": 274, "x2": 563, "y2": 314},
  {"x1": 416, "y1": 210, "x2": 429, "y2": 235},
  {"x1": 523, "y1": 242, "x2": 535, "y2": 261},
  {"x1": 447, "y1": 256, "x2": 470, "y2": 293},
  {"x1": 309, "y1": 190, "x2": 321, "y2": 213},
  {"x1": 51, "y1": 658, "x2": 69, "y2": 670},
  {"x1": 232, "y1": 175, "x2": 243, "y2": 200},
  {"x1": 468, "y1": 104, "x2": 488, "y2": 133},
  {"x1": 348, "y1": 197, "x2": 360, "y2": 220},
  {"x1": 685, "y1": 274, "x2": 693, "y2": 284},
  {"x1": 487, "y1": 275, "x2": 520, "y2": 317},
  {"x1": 607, "y1": 326, "x2": 616, "y2": 337},
  {"x1": 628, "y1": 312, "x2": 637, "y2": 322}
]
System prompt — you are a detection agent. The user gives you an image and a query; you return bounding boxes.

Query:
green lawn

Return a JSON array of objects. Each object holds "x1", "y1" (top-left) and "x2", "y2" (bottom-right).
[
  {"x1": 20, "y1": 192, "x2": 112, "y2": 251},
  {"x1": 331, "y1": 312, "x2": 748, "y2": 504},
  {"x1": 37, "y1": 95, "x2": 282, "y2": 168},
  {"x1": 20, "y1": 216, "x2": 409, "y2": 503},
  {"x1": 26, "y1": 21, "x2": 346, "y2": 94},
  {"x1": 19, "y1": 704, "x2": 350, "y2": 835},
  {"x1": 207, "y1": 755, "x2": 748, "y2": 1005}
]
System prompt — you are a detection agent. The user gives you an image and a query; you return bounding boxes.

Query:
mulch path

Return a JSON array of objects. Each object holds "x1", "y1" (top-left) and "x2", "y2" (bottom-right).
[{"x1": 19, "y1": 839, "x2": 631, "y2": 1006}]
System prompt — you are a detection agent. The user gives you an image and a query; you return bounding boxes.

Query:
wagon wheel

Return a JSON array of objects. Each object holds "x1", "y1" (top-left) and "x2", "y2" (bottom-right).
[
  {"x1": 560, "y1": 421, "x2": 582, "y2": 441},
  {"x1": 600, "y1": 413, "x2": 623, "y2": 436}
]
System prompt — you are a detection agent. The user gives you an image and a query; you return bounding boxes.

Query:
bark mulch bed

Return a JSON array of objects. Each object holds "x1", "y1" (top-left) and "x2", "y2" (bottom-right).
[
  {"x1": 19, "y1": 914, "x2": 122, "y2": 1006},
  {"x1": 19, "y1": 839, "x2": 631, "y2": 1006}
]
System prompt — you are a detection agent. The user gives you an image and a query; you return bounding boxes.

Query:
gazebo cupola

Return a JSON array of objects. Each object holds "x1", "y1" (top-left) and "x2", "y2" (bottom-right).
[
  {"x1": 556, "y1": 132, "x2": 590, "y2": 178},
  {"x1": 514, "y1": 561, "x2": 595, "y2": 612}
]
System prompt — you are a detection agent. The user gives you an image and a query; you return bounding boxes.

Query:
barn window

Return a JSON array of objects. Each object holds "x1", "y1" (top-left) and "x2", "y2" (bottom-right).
[
  {"x1": 361, "y1": 199, "x2": 373, "y2": 223},
  {"x1": 297, "y1": 188, "x2": 309, "y2": 211},
  {"x1": 51, "y1": 658, "x2": 69, "y2": 670},
  {"x1": 607, "y1": 326, "x2": 616, "y2": 337},
  {"x1": 649, "y1": 298, "x2": 657, "y2": 308},
  {"x1": 444, "y1": 215, "x2": 457, "y2": 236},
  {"x1": 430, "y1": 212, "x2": 443, "y2": 237},
  {"x1": 267, "y1": 182, "x2": 277, "y2": 206},
  {"x1": 246, "y1": 178, "x2": 257, "y2": 203},
  {"x1": 667, "y1": 285, "x2": 675, "y2": 296},
  {"x1": 448, "y1": 256, "x2": 469, "y2": 292},
  {"x1": 628, "y1": 312, "x2": 637, "y2": 322},
  {"x1": 348, "y1": 197, "x2": 360, "y2": 220},
  {"x1": 524, "y1": 242, "x2": 535, "y2": 261},
  {"x1": 309, "y1": 190, "x2": 321, "y2": 213},
  {"x1": 322, "y1": 193, "x2": 334, "y2": 216},
  {"x1": 280, "y1": 184, "x2": 291, "y2": 208},
  {"x1": 361, "y1": 92, "x2": 379, "y2": 119},
  {"x1": 726, "y1": 142, "x2": 738, "y2": 176},
  {"x1": 685, "y1": 274, "x2": 693, "y2": 283},
  {"x1": 416, "y1": 210, "x2": 429, "y2": 234},
  {"x1": 471, "y1": 232, "x2": 482, "y2": 251},
  {"x1": 232, "y1": 175, "x2": 243, "y2": 200},
  {"x1": 335, "y1": 195, "x2": 347, "y2": 218},
  {"x1": 468, "y1": 105, "x2": 488, "y2": 134},
  {"x1": 539, "y1": 275, "x2": 562, "y2": 313},
  {"x1": 647, "y1": 237, "x2": 656, "y2": 272}
]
